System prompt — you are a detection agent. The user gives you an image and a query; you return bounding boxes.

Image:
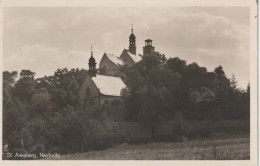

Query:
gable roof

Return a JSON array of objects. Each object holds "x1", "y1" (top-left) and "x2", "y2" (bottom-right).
[
  {"x1": 120, "y1": 49, "x2": 142, "y2": 64},
  {"x1": 92, "y1": 74, "x2": 126, "y2": 96},
  {"x1": 105, "y1": 53, "x2": 124, "y2": 66},
  {"x1": 127, "y1": 51, "x2": 142, "y2": 63}
]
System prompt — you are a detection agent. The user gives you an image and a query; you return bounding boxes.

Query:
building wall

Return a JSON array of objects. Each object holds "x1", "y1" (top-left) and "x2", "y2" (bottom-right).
[
  {"x1": 120, "y1": 49, "x2": 135, "y2": 66},
  {"x1": 143, "y1": 45, "x2": 155, "y2": 55},
  {"x1": 99, "y1": 54, "x2": 121, "y2": 76},
  {"x1": 78, "y1": 74, "x2": 100, "y2": 103},
  {"x1": 78, "y1": 73, "x2": 121, "y2": 106},
  {"x1": 100, "y1": 95, "x2": 121, "y2": 106}
]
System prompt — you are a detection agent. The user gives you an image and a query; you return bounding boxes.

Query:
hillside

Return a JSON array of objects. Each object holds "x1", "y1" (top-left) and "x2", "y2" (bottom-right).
[{"x1": 47, "y1": 135, "x2": 249, "y2": 160}]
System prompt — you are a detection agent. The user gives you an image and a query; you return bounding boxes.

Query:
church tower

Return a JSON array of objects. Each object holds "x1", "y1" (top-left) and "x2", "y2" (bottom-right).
[
  {"x1": 88, "y1": 46, "x2": 96, "y2": 77},
  {"x1": 143, "y1": 38, "x2": 155, "y2": 55},
  {"x1": 129, "y1": 24, "x2": 136, "y2": 55}
]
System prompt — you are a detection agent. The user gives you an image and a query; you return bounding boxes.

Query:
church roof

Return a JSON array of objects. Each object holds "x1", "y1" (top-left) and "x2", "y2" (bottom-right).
[
  {"x1": 92, "y1": 74, "x2": 126, "y2": 96},
  {"x1": 127, "y1": 51, "x2": 142, "y2": 63},
  {"x1": 105, "y1": 53, "x2": 125, "y2": 66},
  {"x1": 145, "y1": 39, "x2": 153, "y2": 42}
]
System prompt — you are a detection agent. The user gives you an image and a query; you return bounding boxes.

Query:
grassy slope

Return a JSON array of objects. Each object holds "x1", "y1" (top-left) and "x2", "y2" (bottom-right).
[{"x1": 50, "y1": 135, "x2": 249, "y2": 160}]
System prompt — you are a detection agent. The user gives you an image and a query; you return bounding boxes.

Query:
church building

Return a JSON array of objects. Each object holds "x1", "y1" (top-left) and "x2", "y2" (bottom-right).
[
  {"x1": 99, "y1": 53, "x2": 124, "y2": 76},
  {"x1": 99, "y1": 25, "x2": 147, "y2": 76},
  {"x1": 79, "y1": 26, "x2": 156, "y2": 107}
]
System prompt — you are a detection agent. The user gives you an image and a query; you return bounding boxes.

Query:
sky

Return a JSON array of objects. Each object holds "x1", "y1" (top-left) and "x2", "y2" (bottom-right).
[{"x1": 3, "y1": 7, "x2": 250, "y2": 88}]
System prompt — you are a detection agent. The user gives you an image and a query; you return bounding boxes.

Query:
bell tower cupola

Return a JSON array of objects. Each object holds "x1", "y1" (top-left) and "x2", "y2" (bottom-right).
[
  {"x1": 88, "y1": 46, "x2": 97, "y2": 77},
  {"x1": 143, "y1": 38, "x2": 155, "y2": 55}
]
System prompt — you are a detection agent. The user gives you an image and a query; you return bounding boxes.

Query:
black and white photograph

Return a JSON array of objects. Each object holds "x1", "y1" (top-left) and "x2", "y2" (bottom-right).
[{"x1": 0, "y1": 0, "x2": 258, "y2": 165}]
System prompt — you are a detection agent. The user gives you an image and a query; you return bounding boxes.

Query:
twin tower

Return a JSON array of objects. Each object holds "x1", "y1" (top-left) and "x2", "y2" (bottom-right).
[{"x1": 129, "y1": 25, "x2": 155, "y2": 56}]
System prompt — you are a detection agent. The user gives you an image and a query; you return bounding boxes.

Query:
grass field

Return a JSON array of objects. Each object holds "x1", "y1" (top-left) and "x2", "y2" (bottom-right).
[{"x1": 50, "y1": 135, "x2": 249, "y2": 160}]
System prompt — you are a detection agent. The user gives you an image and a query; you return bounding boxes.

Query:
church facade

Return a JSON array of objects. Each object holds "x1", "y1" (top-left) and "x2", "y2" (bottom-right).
[
  {"x1": 79, "y1": 26, "x2": 156, "y2": 107},
  {"x1": 78, "y1": 73, "x2": 126, "y2": 107}
]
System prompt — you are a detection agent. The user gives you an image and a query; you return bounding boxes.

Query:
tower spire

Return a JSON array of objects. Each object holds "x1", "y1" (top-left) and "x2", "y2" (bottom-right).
[
  {"x1": 129, "y1": 24, "x2": 136, "y2": 55},
  {"x1": 88, "y1": 45, "x2": 96, "y2": 77},
  {"x1": 91, "y1": 45, "x2": 93, "y2": 57}
]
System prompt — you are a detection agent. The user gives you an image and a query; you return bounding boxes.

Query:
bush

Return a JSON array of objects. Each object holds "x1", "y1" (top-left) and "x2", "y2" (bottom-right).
[{"x1": 83, "y1": 120, "x2": 125, "y2": 151}]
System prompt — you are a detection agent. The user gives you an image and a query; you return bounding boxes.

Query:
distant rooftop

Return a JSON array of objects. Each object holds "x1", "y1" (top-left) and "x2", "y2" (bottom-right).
[
  {"x1": 127, "y1": 51, "x2": 142, "y2": 63},
  {"x1": 92, "y1": 74, "x2": 126, "y2": 96},
  {"x1": 105, "y1": 53, "x2": 124, "y2": 66}
]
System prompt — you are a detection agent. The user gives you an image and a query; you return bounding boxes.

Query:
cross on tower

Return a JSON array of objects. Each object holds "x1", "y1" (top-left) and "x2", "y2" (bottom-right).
[{"x1": 91, "y1": 45, "x2": 93, "y2": 56}]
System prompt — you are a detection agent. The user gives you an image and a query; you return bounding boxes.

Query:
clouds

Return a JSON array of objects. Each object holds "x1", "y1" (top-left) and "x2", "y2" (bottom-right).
[
  {"x1": 4, "y1": 44, "x2": 89, "y2": 78},
  {"x1": 3, "y1": 7, "x2": 250, "y2": 88},
  {"x1": 145, "y1": 9, "x2": 249, "y2": 88},
  {"x1": 5, "y1": 17, "x2": 48, "y2": 32},
  {"x1": 152, "y1": 11, "x2": 249, "y2": 50}
]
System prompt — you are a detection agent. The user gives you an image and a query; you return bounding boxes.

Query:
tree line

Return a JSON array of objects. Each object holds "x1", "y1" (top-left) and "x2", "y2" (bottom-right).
[
  {"x1": 120, "y1": 52, "x2": 249, "y2": 139},
  {"x1": 3, "y1": 53, "x2": 250, "y2": 156}
]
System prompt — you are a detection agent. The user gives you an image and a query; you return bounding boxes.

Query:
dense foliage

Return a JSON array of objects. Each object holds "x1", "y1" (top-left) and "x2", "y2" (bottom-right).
[
  {"x1": 120, "y1": 52, "x2": 249, "y2": 140},
  {"x1": 3, "y1": 68, "x2": 124, "y2": 155},
  {"x1": 2, "y1": 53, "x2": 250, "y2": 155},
  {"x1": 121, "y1": 52, "x2": 250, "y2": 121}
]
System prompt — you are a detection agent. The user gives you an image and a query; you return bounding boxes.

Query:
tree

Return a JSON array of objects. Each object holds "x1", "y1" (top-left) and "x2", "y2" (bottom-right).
[
  {"x1": 3, "y1": 97, "x2": 30, "y2": 151},
  {"x1": 30, "y1": 88, "x2": 52, "y2": 119},
  {"x1": 14, "y1": 70, "x2": 36, "y2": 102},
  {"x1": 51, "y1": 68, "x2": 83, "y2": 109},
  {"x1": 121, "y1": 53, "x2": 176, "y2": 140},
  {"x1": 185, "y1": 62, "x2": 208, "y2": 90},
  {"x1": 3, "y1": 71, "x2": 18, "y2": 107},
  {"x1": 20, "y1": 70, "x2": 35, "y2": 79},
  {"x1": 3, "y1": 71, "x2": 18, "y2": 85},
  {"x1": 198, "y1": 87, "x2": 221, "y2": 120},
  {"x1": 214, "y1": 65, "x2": 226, "y2": 79},
  {"x1": 166, "y1": 57, "x2": 187, "y2": 73},
  {"x1": 137, "y1": 86, "x2": 172, "y2": 140},
  {"x1": 230, "y1": 74, "x2": 238, "y2": 90},
  {"x1": 245, "y1": 83, "x2": 250, "y2": 119}
]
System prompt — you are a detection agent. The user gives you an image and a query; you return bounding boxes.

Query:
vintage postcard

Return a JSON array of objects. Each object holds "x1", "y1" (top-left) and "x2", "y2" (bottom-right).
[{"x1": 0, "y1": 0, "x2": 258, "y2": 166}]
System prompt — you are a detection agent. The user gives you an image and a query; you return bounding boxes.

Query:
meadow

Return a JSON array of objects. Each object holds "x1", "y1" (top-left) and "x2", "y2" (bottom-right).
[{"x1": 51, "y1": 135, "x2": 249, "y2": 160}]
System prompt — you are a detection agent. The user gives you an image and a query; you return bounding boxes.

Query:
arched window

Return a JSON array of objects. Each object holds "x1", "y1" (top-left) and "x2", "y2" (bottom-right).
[{"x1": 86, "y1": 88, "x2": 90, "y2": 97}]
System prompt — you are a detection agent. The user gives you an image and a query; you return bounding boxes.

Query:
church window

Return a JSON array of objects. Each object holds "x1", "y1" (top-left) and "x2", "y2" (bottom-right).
[{"x1": 86, "y1": 88, "x2": 90, "y2": 97}]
